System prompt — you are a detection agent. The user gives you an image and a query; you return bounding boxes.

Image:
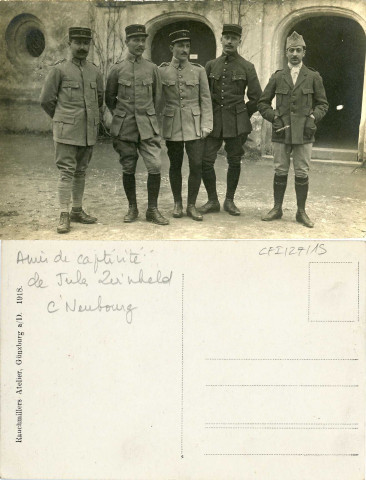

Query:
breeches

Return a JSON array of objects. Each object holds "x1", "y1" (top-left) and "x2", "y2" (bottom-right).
[
  {"x1": 166, "y1": 139, "x2": 203, "y2": 175},
  {"x1": 202, "y1": 134, "x2": 248, "y2": 171},
  {"x1": 113, "y1": 135, "x2": 161, "y2": 175},
  {"x1": 273, "y1": 143, "x2": 313, "y2": 178},
  {"x1": 54, "y1": 142, "x2": 93, "y2": 180},
  {"x1": 166, "y1": 139, "x2": 203, "y2": 204}
]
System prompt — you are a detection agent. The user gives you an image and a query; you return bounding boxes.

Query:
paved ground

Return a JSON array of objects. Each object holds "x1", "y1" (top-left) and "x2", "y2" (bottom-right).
[{"x1": 1, "y1": 133, "x2": 366, "y2": 240}]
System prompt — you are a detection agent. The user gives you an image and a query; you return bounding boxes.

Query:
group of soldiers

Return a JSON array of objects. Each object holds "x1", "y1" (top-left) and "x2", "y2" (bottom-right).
[{"x1": 40, "y1": 23, "x2": 329, "y2": 234}]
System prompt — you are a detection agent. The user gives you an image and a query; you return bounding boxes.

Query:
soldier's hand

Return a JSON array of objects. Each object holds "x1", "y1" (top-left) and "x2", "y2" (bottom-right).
[
  {"x1": 201, "y1": 128, "x2": 211, "y2": 139},
  {"x1": 273, "y1": 116, "x2": 284, "y2": 132},
  {"x1": 304, "y1": 115, "x2": 317, "y2": 139}
]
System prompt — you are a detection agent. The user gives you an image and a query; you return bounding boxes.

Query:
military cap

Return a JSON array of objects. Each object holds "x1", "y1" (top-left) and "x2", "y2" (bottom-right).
[
  {"x1": 222, "y1": 24, "x2": 242, "y2": 37},
  {"x1": 69, "y1": 27, "x2": 92, "y2": 41},
  {"x1": 125, "y1": 24, "x2": 148, "y2": 38},
  {"x1": 169, "y1": 29, "x2": 191, "y2": 44},
  {"x1": 286, "y1": 31, "x2": 306, "y2": 49}
]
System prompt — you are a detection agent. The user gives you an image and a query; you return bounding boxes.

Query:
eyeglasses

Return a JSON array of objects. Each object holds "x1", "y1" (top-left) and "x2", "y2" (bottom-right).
[{"x1": 287, "y1": 47, "x2": 304, "y2": 53}]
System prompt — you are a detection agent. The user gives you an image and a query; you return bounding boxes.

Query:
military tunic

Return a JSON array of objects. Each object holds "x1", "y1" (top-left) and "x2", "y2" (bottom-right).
[
  {"x1": 206, "y1": 52, "x2": 262, "y2": 138},
  {"x1": 158, "y1": 58, "x2": 213, "y2": 141},
  {"x1": 258, "y1": 65, "x2": 328, "y2": 144},
  {"x1": 105, "y1": 52, "x2": 162, "y2": 141},
  {"x1": 40, "y1": 58, "x2": 103, "y2": 146}
]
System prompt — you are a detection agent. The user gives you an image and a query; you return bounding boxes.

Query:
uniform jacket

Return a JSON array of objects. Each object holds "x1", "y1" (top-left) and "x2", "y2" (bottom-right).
[
  {"x1": 258, "y1": 64, "x2": 329, "y2": 144},
  {"x1": 105, "y1": 52, "x2": 162, "y2": 142},
  {"x1": 40, "y1": 58, "x2": 103, "y2": 147},
  {"x1": 206, "y1": 52, "x2": 262, "y2": 138},
  {"x1": 158, "y1": 57, "x2": 213, "y2": 142}
]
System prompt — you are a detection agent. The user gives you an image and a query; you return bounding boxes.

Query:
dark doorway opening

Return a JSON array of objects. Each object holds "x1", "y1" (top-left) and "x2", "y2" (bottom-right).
[
  {"x1": 151, "y1": 20, "x2": 216, "y2": 67},
  {"x1": 288, "y1": 16, "x2": 365, "y2": 148}
]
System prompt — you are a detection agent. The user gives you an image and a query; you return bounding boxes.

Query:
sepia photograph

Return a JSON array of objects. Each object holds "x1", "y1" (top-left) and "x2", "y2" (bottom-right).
[{"x1": 0, "y1": 0, "x2": 365, "y2": 241}]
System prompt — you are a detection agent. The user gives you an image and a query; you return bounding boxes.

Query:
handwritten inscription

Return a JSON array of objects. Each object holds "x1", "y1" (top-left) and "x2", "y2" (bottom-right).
[
  {"x1": 17, "y1": 247, "x2": 174, "y2": 325},
  {"x1": 47, "y1": 296, "x2": 136, "y2": 324},
  {"x1": 259, "y1": 243, "x2": 327, "y2": 257}
]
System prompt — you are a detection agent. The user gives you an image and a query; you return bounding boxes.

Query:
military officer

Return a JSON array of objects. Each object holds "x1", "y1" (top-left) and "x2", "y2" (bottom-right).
[
  {"x1": 199, "y1": 24, "x2": 262, "y2": 216},
  {"x1": 105, "y1": 24, "x2": 168, "y2": 226},
  {"x1": 159, "y1": 29, "x2": 213, "y2": 221},
  {"x1": 258, "y1": 31, "x2": 329, "y2": 228},
  {"x1": 40, "y1": 27, "x2": 103, "y2": 234}
]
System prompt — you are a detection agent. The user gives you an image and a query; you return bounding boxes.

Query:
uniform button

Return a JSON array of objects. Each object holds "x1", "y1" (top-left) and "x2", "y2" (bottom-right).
[
  {"x1": 223, "y1": 76, "x2": 226, "y2": 79},
  {"x1": 180, "y1": 97, "x2": 183, "y2": 100},
  {"x1": 222, "y1": 82, "x2": 225, "y2": 85},
  {"x1": 225, "y1": 62, "x2": 228, "y2": 65},
  {"x1": 223, "y1": 69, "x2": 226, "y2": 72},
  {"x1": 221, "y1": 104, "x2": 223, "y2": 107},
  {"x1": 181, "y1": 105, "x2": 185, "y2": 107},
  {"x1": 179, "y1": 75, "x2": 182, "y2": 78}
]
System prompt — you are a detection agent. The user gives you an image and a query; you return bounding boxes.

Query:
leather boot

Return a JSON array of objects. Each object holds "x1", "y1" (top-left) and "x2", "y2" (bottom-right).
[
  {"x1": 57, "y1": 212, "x2": 70, "y2": 234},
  {"x1": 295, "y1": 176, "x2": 314, "y2": 228},
  {"x1": 124, "y1": 204, "x2": 139, "y2": 223},
  {"x1": 198, "y1": 199, "x2": 220, "y2": 214},
  {"x1": 186, "y1": 204, "x2": 203, "y2": 221},
  {"x1": 146, "y1": 207, "x2": 169, "y2": 226},
  {"x1": 223, "y1": 198, "x2": 240, "y2": 216},
  {"x1": 262, "y1": 174, "x2": 287, "y2": 221},
  {"x1": 173, "y1": 202, "x2": 183, "y2": 218},
  {"x1": 70, "y1": 208, "x2": 97, "y2": 224}
]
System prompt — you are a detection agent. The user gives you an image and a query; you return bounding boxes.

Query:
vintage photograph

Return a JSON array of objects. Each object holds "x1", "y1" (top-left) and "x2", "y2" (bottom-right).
[{"x1": 0, "y1": 0, "x2": 365, "y2": 240}]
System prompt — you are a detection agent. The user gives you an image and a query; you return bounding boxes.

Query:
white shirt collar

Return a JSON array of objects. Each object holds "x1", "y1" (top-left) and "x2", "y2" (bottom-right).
[{"x1": 288, "y1": 62, "x2": 303, "y2": 70}]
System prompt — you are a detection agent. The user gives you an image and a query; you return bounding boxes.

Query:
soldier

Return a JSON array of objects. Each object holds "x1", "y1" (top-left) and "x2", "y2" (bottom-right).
[
  {"x1": 159, "y1": 30, "x2": 213, "y2": 221},
  {"x1": 199, "y1": 24, "x2": 262, "y2": 216},
  {"x1": 258, "y1": 31, "x2": 329, "y2": 228},
  {"x1": 40, "y1": 27, "x2": 103, "y2": 234},
  {"x1": 105, "y1": 24, "x2": 168, "y2": 226}
]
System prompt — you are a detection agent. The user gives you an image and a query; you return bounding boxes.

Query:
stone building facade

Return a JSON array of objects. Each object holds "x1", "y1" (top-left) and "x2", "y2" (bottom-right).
[{"x1": 1, "y1": 0, "x2": 365, "y2": 160}]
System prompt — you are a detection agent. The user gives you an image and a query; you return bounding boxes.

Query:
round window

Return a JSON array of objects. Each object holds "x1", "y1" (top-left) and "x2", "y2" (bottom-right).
[
  {"x1": 6, "y1": 14, "x2": 46, "y2": 67},
  {"x1": 25, "y1": 28, "x2": 45, "y2": 57}
]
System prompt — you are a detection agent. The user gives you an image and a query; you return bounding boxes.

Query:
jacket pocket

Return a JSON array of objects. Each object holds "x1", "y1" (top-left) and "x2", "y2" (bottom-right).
[
  {"x1": 275, "y1": 87, "x2": 289, "y2": 107},
  {"x1": 110, "y1": 110, "x2": 126, "y2": 137},
  {"x1": 118, "y1": 79, "x2": 132, "y2": 98},
  {"x1": 90, "y1": 81, "x2": 97, "y2": 100},
  {"x1": 209, "y1": 72, "x2": 220, "y2": 87},
  {"x1": 191, "y1": 106, "x2": 201, "y2": 137},
  {"x1": 143, "y1": 78, "x2": 153, "y2": 96},
  {"x1": 162, "y1": 108, "x2": 174, "y2": 138},
  {"x1": 53, "y1": 113, "x2": 75, "y2": 124},
  {"x1": 185, "y1": 78, "x2": 199, "y2": 87},
  {"x1": 162, "y1": 80, "x2": 176, "y2": 86},
  {"x1": 147, "y1": 108, "x2": 159, "y2": 135},
  {"x1": 236, "y1": 103, "x2": 251, "y2": 135},
  {"x1": 62, "y1": 80, "x2": 80, "y2": 100},
  {"x1": 303, "y1": 115, "x2": 317, "y2": 139},
  {"x1": 232, "y1": 73, "x2": 246, "y2": 94},
  {"x1": 53, "y1": 113, "x2": 75, "y2": 139},
  {"x1": 302, "y1": 86, "x2": 314, "y2": 106}
]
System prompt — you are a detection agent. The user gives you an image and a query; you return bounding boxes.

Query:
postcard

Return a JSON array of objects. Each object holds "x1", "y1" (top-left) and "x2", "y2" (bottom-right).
[{"x1": 1, "y1": 239, "x2": 364, "y2": 480}]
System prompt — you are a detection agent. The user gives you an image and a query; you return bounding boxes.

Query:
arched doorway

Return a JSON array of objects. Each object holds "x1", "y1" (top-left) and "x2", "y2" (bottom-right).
[
  {"x1": 151, "y1": 20, "x2": 216, "y2": 67},
  {"x1": 287, "y1": 16, "x2": 365, "y2": 149}
]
